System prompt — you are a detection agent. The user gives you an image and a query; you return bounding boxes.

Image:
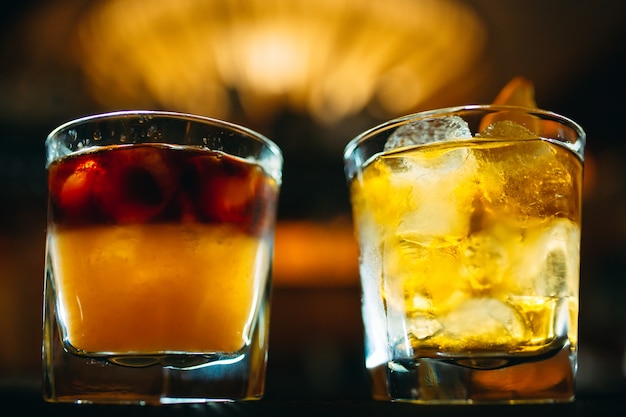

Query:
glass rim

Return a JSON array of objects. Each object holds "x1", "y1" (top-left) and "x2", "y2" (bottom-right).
[
  {"x1": 343, "y1": 104, "x2": 586, "y2": 162},
  {"x1": 47, "y1": 109, "x2": 283, "y2": 161}
]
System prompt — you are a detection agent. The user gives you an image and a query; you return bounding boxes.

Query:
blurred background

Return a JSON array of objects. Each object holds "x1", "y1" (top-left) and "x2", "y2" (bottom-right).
[{"x1": 1, "y1": 0, "x2": 625, "y2": 400}]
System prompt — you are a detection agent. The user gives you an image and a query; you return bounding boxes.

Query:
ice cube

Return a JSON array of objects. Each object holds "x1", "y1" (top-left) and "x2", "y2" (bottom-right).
[
  {"x1": 460, "y1": 232, "x2": 508, "y2": 291},
  {"x1": 477, "y1": 120, "x2": 539, "y2": 139},
  {"x1": 407, "y1": 314, "x2": 443, "y2": 341},
  {"x1": 394, "y1": 173, "x2": 473, "y2": 243},
  {"x1": 441, "y1": 298, "x2": 525, "y2": 342},
  {"x1": 384, "y1": 115, "x2": 472, "y2": 151},
  {"x1": 535, "y1": 218, "x2": 581, "y2": 297}
]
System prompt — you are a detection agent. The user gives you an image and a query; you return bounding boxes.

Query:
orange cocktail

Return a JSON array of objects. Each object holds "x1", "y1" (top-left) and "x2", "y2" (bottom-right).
[{"x1": 47, "y1": 144, "x2": 279, "y2": 355}]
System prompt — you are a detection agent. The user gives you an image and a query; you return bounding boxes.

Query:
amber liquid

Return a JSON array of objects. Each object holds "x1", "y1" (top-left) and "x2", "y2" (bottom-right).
[
  {"x1": 350, "y1": 138, "x2": 582, "y2": 402},
  {"x1": 47, "y1": 144, "x2": 279, "y2": 356}
]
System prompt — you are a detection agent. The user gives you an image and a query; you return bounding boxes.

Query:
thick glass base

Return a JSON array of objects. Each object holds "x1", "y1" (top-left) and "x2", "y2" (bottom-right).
[
  {"x1": 368, "y1": 344, "x2": 576, "y2": 404},
  {"x1": 42, "y1": 275, "x2": 269, "y2": 405}
]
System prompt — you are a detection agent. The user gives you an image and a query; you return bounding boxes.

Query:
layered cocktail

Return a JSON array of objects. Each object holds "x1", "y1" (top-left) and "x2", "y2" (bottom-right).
[{"x1": 43, "y1": 111, "x2": 282, "y2": 404}]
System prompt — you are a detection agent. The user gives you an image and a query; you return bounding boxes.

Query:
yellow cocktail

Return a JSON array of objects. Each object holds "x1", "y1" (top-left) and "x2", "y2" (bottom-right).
[{"x1": 345, "y1": 106, "x2": 584, "y2": 403}]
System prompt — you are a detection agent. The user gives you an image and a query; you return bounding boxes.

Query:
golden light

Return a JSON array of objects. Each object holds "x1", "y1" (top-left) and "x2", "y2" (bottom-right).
[
  {"x1": 273, "y1": 219, "x2": 360, "y2": 287},
  {"x1": 12, "y1": 0, "x2": 488, "y2": 286},
  {"x1": 63, "y1": 0, "x2": 487, "y2": 286},
  {"x1": 71, "y1": 0, "x2": 486, "y2": 124}
]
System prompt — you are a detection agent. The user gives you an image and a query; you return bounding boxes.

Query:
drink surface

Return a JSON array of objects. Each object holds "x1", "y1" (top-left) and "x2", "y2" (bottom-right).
[
  {"x1": 47, "y1": 144, "x2": 279, "y2": 354},
  {"x1": 350, "y1": 138, "x2": 582, "y2": 363}
]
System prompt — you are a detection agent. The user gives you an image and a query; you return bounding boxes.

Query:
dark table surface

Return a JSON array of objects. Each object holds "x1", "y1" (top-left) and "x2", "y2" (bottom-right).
[
  {"x1": 3, "y1": 287, "x2": 626, "y2": 416},
  {"x1": 2, "y1": 387, "x2": 624, "y2": 417}
]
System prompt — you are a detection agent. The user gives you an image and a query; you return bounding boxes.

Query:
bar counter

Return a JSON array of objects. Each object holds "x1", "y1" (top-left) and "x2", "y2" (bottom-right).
[
  {"x1": 2, "y1": 386, "x2": 624, "y2": 417},
  {"x1": 3, "y1": 287, "x2": 625, "y2": 416}
]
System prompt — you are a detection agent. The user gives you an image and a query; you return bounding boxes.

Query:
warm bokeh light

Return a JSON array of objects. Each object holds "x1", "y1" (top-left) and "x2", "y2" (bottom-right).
[
  {"x1": 3, "y1": 0, "x2": 486, "y2": 287},
  {"x1": 71, "y1": 0, "x2": 486, "y2": 124},
  {"x1": 273, "y1": 219, "x2": 359, "y2": 287},
  {"x1": 59, "y1": 0, "x2": 486, "y2": 284}
]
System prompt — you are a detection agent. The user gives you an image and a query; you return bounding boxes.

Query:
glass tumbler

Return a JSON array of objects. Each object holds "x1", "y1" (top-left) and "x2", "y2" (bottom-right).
[
  {"x1": 43, "y1": 111, "x2": 282, "y2": 404},
  {"x1": 344, "y1": 105, "x2": 585, "y2": 404}
]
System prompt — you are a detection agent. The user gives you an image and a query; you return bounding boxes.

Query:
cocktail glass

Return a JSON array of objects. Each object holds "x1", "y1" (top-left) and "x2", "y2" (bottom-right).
[
  {"x1": 43, "y1": 111, "x2": 282, "y2": 404},
  {"x1": 344, "y1": 105, "x2": 585, "y2": 403}
]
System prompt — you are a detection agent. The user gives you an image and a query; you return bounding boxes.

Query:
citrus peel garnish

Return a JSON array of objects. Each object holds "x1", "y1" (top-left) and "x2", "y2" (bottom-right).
[
  {"x1": 480, "y1": 76, "x2": 541, "y2": 132},
  {"x1": 491, "y1": 76, "x2": 538, "y2": 108}
]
